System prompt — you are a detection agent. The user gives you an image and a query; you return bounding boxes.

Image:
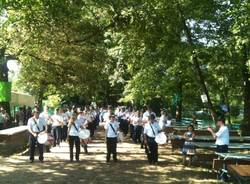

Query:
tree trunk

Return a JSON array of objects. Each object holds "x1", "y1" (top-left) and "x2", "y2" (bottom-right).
[
  {"x1": 176, "y1": 80, "x2": 182, "y2": 122},
  {"x1": 177, "y1": 6, "x2": 216, "y2": 121},
  {"x1": 242, "y1": 44, "x2": 250, "y2": 134}
]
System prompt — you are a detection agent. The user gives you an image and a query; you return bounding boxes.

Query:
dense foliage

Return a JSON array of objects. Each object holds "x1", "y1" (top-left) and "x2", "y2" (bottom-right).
[{"x1": 0, "y1": 0, "x2": 249, "y2": 130}]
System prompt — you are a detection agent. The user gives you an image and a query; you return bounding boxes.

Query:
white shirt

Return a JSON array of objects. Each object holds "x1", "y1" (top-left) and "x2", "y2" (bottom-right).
[
  {"x1": 144, "y1": 122, "x2": 161, "y2": 138},
  {"x1": 51, "y1": 114, "x2": 63, "y2": 127},
  {"x1": 103, "y1": 112, "x2": 111, "y2": 122},
  {"x1": 215, "y1": 126, "x2": 229, "y2": 145},
  {"x1": 77, "y1": 114, "x2": 86, "y2": 123},
  {"x1": 68, "y1": 119, "x2": 82, "y2": 136},
  {"x1": 142, "y1": 111, "x2": 156, "y2": 122},
  {"x1": 132, "y1": 116, "x2": 141, "y2": 126},
  {"x1": 27, "y1": 117, "x2": 46, "y2": 133},
  {"x1": 105, "y1": 121, "x2": 120, "y2": 138},
  {"x1": 39, "y1": 111, "x2": 51, "y2": 123},
  {"x1": 159, "y1": 115, "x2": 167, "y2": 129},
  {"x1": 62, "y1": 113, "x2": 69, "y2": 125}
]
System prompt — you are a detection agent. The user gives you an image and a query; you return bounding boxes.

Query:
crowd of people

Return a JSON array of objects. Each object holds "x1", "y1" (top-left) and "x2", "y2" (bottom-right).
[
  {"x1": 26, "y1": 104, "x2": 229, "y2": 168},
  {"x1": 26, "y1": 105, "x2": 174, "y2": 164},
  {"x1": 0, "y1": 107, "x2": 10, "y2": 130}
]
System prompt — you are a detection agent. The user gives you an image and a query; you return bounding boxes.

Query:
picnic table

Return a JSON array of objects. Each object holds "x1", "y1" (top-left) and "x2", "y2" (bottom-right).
[
  {"x1": 171, "y1": 135, "x2": 250, "y2": 143},
  {"x1": 194, "y1": 142, "x2": 250, "y2": 151},
  {"x1": 215, "y1": 152, "x2": 250, "y2": 183},
  {"x1": 172, "y1": 129, "x2": 239, "y2": 136},
  {"x1": 228, "y1": 165, "x2": 250, "y2": 184}
]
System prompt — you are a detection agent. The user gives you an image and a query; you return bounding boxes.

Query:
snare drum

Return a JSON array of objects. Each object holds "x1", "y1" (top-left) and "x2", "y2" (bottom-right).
[
  {"x1": 155, "y1": 132, "x2": 167, "y2": 145},
  {"x1": 37, "y1": 133, "x2": 48, "y2": 144},
  {"x1": 78, "y1": 129, "x2": 91, "y2": 145}
]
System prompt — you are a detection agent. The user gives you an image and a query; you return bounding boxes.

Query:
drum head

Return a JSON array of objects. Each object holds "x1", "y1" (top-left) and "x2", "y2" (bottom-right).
[
  {"x1": 78, "y1": 129, "x2": 90, "y2": 139},
  {"x1": 155, "y1": 132, "x2": 167, "y2": 145},
  {"x1": 38, "y1": 133, "x2": 48, "y2": 144}
]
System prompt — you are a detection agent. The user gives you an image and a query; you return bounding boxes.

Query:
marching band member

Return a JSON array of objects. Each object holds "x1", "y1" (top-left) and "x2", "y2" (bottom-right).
[
  {"x1": 77, "y1": 109, "x2": 89, "y2": 154},
  {"x1": 61, "y1": 108, "x2": 69, "y2": 142},
  {"x1": 131, "y1": 110, "x2": 143, "y2": 143},
  {"x1": 51, "y1": 108, "x2": 64, "y2": 147},
  {"x1": 27, "y1": 109, "x2": 48, "y2": 163},
  {"x1": 144, "y1": 114, "x2": 161, "y2": 164},
  {"x1": 67, "y1": 114, "x2": 83, "y2": 162},
  {"x1": 159, "y1": 110, "x2": 168, "y2": 130},
  {"x1": 104, "y1": 113, "x2": 120, "y2": 163}
]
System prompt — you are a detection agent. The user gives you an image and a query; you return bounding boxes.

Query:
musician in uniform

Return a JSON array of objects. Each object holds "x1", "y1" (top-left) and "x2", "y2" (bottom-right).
[
  {"x1": 27, "y1": 109, "x2": 48, "y2": 163},
  {"x1": 104, "y1": 113, "x2": 120, "y2": 163},
  {"x1": 67, "y1": 114, "x2": 83, "y2": 162},
  {"x1": 51, "y1": 108, "x2": 63, "y2": 147},
  {"x1": 143, "y1": 114, "x2": 161, "y2": 164}
]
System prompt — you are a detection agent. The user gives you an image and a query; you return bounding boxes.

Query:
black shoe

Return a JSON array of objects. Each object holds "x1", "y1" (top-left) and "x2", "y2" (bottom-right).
[
  {"x1": 39, "y1": 160, "x2": 44, "y2": 163},
  {"x1": 29, "y1": 160, "x2": 34, "y2": 163}
]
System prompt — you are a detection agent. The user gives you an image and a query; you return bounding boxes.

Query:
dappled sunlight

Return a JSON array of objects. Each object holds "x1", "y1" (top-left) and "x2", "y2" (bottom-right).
[{"x1": 0, "y1": 129, "x2": 223, "y2": 184}]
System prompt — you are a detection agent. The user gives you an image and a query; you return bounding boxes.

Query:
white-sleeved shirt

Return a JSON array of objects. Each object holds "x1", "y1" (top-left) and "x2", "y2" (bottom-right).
[
  {"x1": 215, "y1": 126, "x2": 229, "y2": 145},
  {"x1": 77, "y1": 114, "x2": 86, "y2": 124},
  {"x1": 68, "y1": 119, "x2": 82, "y2": 136},
  {"x1": 105, "y1": 121, "x2": 120, "y2": 138},
  {"x1": 132, "y1": 116, "x2": 141, "y2": 126},
  {"x1": 142, "y1": 111, "x2": 156, "y2": 122},
  {"x1": 51, "y1": 114, "x2": 63, "y2": 127},
  {"x1": 159, "y1": 115, "x2": 167, "y2": 129},
  {"x1": 27, "y1": 117, "x2": 46, "y2": 133},
  {"x1": 103, "y1": 112, "x2": 111, "y2": 122},
  {"x1": 62, "y1": 113, "x2": 69, "y2": 125},
  {"x1": 39, "y1": 111, "x2": 50, "y2": 122},
  {"x1": 144, "y1": 122, "x2": 161, "y2": 138}
]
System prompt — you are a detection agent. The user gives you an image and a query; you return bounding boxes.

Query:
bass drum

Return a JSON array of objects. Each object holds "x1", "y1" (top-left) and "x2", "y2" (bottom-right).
[
  {"x1": 37, "y1": 133, "x2": 48, "y2": 144},
  {"x1": 155, "y1": 132, "x2": 167, "y2": 145}
]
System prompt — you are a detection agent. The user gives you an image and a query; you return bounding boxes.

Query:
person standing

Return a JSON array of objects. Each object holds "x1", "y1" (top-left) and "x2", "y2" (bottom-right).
[
  {"x1": 51, "y1": 108, "x2": 64, "y2": 147},
  {"x1": 27, "y1": 109, "x2": 48, "y2": 163},
  {"x1": 60, "y1": 108, "x2": 68, "y2": 142},
  {"x1": 67, "y1": 115, "x2": 83, "y2": 162},
  {"x1": 105, "y1": 113, "x2": 120, "y2": 163},
  {"x1": 77, "y1": 109, "x2": 89, "y2": 154},
  {"x1": 182, "y1": 125, "x2": 196, "y2": 166},
  {"x1": 144, "y1": 114, "x2": 161, "y2": 164},
  {"x1": 207, "y1": 118, "x2": 229, "y2": 153}
]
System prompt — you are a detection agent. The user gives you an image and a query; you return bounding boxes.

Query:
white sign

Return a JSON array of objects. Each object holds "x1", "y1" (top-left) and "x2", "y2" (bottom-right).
[{"x1": 201, "y1": 94, "x2": 208, "y2": 103}]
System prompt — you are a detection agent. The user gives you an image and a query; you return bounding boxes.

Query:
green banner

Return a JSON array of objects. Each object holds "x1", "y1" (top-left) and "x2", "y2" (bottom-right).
[{"x1": 0, "y1": 82, "x2": 11, "y2": 102}]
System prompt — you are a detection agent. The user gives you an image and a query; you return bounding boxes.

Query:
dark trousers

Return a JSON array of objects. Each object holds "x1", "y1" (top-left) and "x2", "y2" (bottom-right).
[
  {"x1": 120, "y1": 119, "x2": 129, "y2": 136},
  {"x1": 52, "y1": 126, "x2": 61, "y2": 146},
  {"x1": 69, "y1": 136, "x2": 80, "y2": 161},
  {"x1": 29, "y1": 134, "x2": 44, "y2": 161},
  {"x1": 133, "y1": 125, "x2": 142, "y2": 143},
  {"x1": 216, "y1": 145, "x2": 228, "y2": 153},
  {"x1": 147, "y1": 136, "x2": 158, "y2": 164},
  {"x1": 129, "y1": 124, "x2": 134, "y2": 139},
  {"x1": 61, "y1": 125, "x2": 68, "y2": 141},
  {"x1": 87, "y1": 122, "x2": 96, "y2": 137},
  {"x1": 106, "y1": 137, "x2": 117, "y2": 162}
]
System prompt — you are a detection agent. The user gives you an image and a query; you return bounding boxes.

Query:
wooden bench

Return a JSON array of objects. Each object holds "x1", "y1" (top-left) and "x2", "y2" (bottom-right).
[
  {"x1": 228, "y1": 165, "x2": 250, "y2": 183},
  {"x1": 170, "y1": 138, "x2": 185, "y2": 152}
]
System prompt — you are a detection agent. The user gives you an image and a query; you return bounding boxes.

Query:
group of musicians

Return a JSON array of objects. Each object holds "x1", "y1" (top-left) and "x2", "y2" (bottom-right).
[{"x1": 27, "y1": 106, "x2": 229, "y2": 165}]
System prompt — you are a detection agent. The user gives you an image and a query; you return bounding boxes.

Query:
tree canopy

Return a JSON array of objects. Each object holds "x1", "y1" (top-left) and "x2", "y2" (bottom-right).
[{"x1": 0, "y1": 0, "x2": 249, "y2": 132}]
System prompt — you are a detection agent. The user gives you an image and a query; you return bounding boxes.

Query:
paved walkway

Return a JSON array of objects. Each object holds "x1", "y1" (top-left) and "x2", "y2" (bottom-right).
[{"x1": 0, "y1": 129, "x2": 222, "y2": 184}]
